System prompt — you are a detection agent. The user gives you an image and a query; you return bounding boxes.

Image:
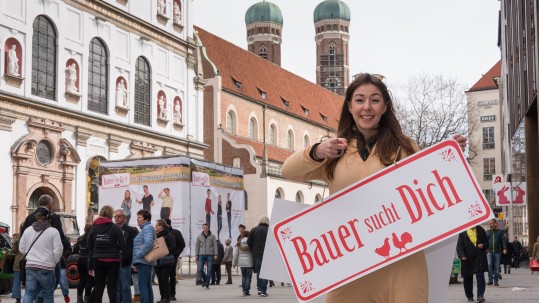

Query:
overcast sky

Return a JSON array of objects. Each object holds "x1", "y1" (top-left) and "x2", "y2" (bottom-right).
[{"x1": 193, "y1": 0, "x2": 501, "y2": 90}]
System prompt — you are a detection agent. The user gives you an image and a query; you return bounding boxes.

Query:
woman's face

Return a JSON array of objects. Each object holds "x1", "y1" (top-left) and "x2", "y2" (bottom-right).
[
  {"x1": 125, "y1": 191, "x2": 130, "y2": 198},
  {"x1": 155, "y1": 224, "x2": 163, "y2": 233},
  {"x1": 348, "y1": 83, "x2": 387, "y2": 133}
]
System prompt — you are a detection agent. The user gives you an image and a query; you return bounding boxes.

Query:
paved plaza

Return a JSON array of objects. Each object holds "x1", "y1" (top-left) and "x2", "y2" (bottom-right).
[{"x1": 1, "y1": 262, "x2": 538, "y2": 302}]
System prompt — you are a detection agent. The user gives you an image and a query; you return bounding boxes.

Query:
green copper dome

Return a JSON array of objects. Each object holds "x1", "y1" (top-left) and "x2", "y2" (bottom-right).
[
  {"x1": 313, "y1": 0, "x2": 351, "y2": 23},
  {"x1": 245, "y1": 1, "x2": 283, "y2": 25}
]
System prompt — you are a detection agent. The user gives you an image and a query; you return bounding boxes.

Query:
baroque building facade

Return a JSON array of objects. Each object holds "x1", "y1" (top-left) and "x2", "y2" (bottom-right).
[{"x1": 0, "y1": 0, "x2": 205, "y2": 231}]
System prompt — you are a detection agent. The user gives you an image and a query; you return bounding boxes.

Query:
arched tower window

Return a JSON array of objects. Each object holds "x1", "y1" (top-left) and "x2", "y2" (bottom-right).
[
  {"x1": 259, "y1": 45, "x2": 268, "y2": 59},
  {"x1": 275, "y1": 188, "x2": 284, "y2": 200},
  {"x1": 88, "y1": 38, "x2": 109, "y2": 114},
  {"x1": 134, "y1": 57, "x2": 151, "y2": 126},
  {"x1": 32, "y1": 15, "x2": 57, "y2": 100}
]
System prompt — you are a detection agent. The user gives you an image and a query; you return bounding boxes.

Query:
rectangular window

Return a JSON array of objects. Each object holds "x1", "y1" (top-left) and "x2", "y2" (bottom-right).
[
  {"x1": 483, "y1": 158, "x2": 495, "y2": 181},
  {"x1": 482, "y1": 189, "x2": 495, "y2": 205},
  {"x1": 482, "y1": 127, "x2": 495, "y2": 149}
]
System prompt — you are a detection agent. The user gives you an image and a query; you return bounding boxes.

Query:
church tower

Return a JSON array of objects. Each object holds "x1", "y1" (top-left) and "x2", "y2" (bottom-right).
[
  {"x1": 245, "y1": 1, "x2": 283, "y2": 66},
  {"x1": 314, "y1": 0, "x2": 350, "y2": 96}
]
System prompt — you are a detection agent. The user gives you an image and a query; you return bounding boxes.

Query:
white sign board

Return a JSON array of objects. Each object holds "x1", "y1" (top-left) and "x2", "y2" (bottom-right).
[{"x1": 273, "y1": 140, "x2": 493, "y2": 302}]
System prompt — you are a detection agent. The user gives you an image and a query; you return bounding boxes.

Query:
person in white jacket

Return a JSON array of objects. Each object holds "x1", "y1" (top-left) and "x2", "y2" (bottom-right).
[
  {"x1": 233, "y1": 230, "x2": 253, "y2": 296},
  {"x1": 19, "y1": 207, "x2": 63, "y2": 303}
]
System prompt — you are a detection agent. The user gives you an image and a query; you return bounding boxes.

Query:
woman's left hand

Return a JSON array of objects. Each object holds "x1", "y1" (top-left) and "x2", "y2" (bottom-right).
[{"x1": 452, "y1": 134, "x2": 467, "y2": 152}]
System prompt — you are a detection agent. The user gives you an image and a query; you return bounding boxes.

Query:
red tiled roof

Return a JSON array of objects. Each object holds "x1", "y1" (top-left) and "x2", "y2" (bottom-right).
[
  {"x1": 228, "y1": 134, "x2": 293, "y2": 164},
  {"x1": 194, "y1": 26, "x2": 343, "y2": 129},
  {"x1": 468, "y1": 60, "x2": 501, "y2": 92}
]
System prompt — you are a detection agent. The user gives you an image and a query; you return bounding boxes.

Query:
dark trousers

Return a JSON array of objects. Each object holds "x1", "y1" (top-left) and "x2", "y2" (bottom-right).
[
  {"x1": 169, "y1": 256, "x2": 179, "y2": 298},
  {"x1": 211, "y1": 263, "x2": 221, "y2": 284},
  {"x1": 77, "y1": 258, "x2": 94, "y2": 298},
  {"x1": 92, "y1": 260, "x2": 120, "y2": 303},
  {"x1": 156, "y1": 265, "x2": 173, "y2": 301},
  {"x1": 463, "y1": 271, "x2": 485, "y2": 299},
  {"x1": 224, "y1": 261, "x2": 232, "y2": 283},
  {"x1": 160, "y1": 207, "x2": 171, "y2": 220}
]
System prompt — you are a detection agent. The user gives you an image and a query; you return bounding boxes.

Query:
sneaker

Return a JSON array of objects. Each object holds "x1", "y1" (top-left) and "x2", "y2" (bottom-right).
[
  {"x1": 494, "y1": 282, "x2": 499, "y2": 286},
  {"x1": 487, "y1": 281, "x2": 493, "y2": 285},
  {"x1": 258, "y1": 291, "x2": 262, "y2": 296},
  {"x1": 206, "y1": 285, "x2": 210, "y2": 289},
  {"x1": 243, "y1": 292, "x2": 251, "y2": 296},
  {"x1": 64, "y1": 296, "x2": 71, "y2": 303},
  {"x1": 477, "y1": 296, "x2": 485, "y2": 303},
  {"x1": 260, "y1": 293, "x2": 269, "y2": 297},
  {"x1": 132, "y1": 295, "x2": 140, "y2": 302},
  {"x1": 467, "y1": 299, "x2": 474, "y2": 302}
]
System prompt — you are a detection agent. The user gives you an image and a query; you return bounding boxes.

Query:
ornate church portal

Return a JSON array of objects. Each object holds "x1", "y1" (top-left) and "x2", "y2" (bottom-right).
[{"x1": 11, "y1": 118, "x2": 80, "y2": 232}]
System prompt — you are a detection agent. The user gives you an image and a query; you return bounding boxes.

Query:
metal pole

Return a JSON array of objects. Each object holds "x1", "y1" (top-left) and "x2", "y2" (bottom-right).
[{"x1": 508, "y1": 174, "x2": 514, "y2": 241}]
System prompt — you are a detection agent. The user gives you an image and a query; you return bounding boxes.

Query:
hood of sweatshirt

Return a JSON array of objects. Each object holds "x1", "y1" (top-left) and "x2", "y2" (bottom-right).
[
  {"x1": 32, "y1": 221, "x2": 51, "y2": 231},
  {"x1": 93, "y1": 217, "x2": 112, "y2": 226}
]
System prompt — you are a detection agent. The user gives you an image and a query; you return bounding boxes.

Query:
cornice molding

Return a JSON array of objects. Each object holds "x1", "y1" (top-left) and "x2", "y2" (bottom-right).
[
  {"x1": 0, "y1": 112, "x2": 17, "y2": 131},
  {"x1": 66, "y1": 0, "x2": 196, "y2": 56}
]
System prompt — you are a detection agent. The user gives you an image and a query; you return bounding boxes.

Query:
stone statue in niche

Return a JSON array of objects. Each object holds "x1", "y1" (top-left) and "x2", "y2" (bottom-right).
[
  {"x1": 158, "y1": 95, "x2": 167, "y2": 119},
  {"x1": 173, "y1": 99, "x2": 182, "y2": 123},
  {"x1": 116, "y1": 79, "x2": 128, "y2": 107},
  {"x1": 65, "y1": 63, "x2": 78, "y2": 93},
  {"x1": 173, "y1": 1, "x2": 181, "y2": 23},
  {"x1": 157, "y1": 0, "x2": 165, "y2": 15},
  {"x1": 7, "y1": 45, "x2": 19, "y2": 76}
]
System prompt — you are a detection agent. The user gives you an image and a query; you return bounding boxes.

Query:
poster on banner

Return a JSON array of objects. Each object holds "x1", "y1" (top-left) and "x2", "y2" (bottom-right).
[
  {"x1": 99, "y1": 157, "x2": 191, "y2": 254},
  {"x1": 273, "y1": 140, "x2": 493, "y2": 302},
  {"x1": 190, "y1": 159, "x2": 245, "y2": 248},
  {"x1": 493, "y1": 182, "x2": 527, "y2": 206}
]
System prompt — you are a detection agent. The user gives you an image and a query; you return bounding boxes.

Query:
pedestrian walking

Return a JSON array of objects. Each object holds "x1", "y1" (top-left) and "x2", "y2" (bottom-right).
[
  {"x1": 485, "y1": 219, "x2": 507, "y2": 286},
  {"x1": 456, "y1": 225, "x2": 488, "y2": 302}
]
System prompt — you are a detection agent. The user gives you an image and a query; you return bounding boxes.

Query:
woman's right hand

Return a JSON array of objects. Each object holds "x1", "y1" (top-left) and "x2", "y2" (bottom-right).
[{"x1": 314, "y1": 138, "x2": 348, "y2": 159}]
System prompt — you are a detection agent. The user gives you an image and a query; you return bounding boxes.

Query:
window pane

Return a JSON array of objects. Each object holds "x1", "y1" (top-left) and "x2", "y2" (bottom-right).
[{"x1": 31, "y1": 16, "x2": 57, "y2": 100}]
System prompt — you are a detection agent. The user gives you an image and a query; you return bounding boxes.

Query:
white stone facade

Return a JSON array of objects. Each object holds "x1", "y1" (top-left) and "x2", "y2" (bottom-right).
[{"x1": 0, "y1": 0, "x2": 204, "y2": 232}]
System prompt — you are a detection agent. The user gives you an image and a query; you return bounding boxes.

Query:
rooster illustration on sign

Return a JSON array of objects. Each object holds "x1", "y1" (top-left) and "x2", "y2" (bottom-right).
[
  {"x1": 375, "y1": 232, "x2": 414, "y2": 259},
  {"x1": 392, "y1": 232, "x2": 413, "y2": 253},
  {"x1": 374, "y1": 238, "x2": 391, "y2": 259}
]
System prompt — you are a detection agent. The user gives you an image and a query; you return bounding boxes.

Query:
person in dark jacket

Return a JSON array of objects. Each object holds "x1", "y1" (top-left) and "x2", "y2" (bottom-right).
[
  {"x1": 73, "y1": 223, "x2": 94, "y2": 303},
  {"x1": 247, "y1": 215, "x2": 270, "y2": 297},
  {"x1": 512, "y1": 236, "x2": 523, "y2": 268},
  {"x1": 502, "y1": 231, "x2": 515, "y2": 274},
  {"x1": 211, "y1": 240, "x2": 225, "y2": 285},
  {"x1": 88, "y1": 205, "x2": 127, "y2": 303},
  {"x1": 456, "y1": 225, "x2": 489, "y2": 303},
  {"x1": 155, "y1": 219, "x2": 176, "y2": 303},
  {"x1": 164, "y1": 218, "x2": 185, "y2": 301},
  {"x1": 114, "y1": 209, "x2": 138, "y2": 303}
]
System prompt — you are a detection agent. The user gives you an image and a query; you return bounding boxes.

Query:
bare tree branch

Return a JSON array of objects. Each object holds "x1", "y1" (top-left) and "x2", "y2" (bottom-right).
[{"x1": 392, "y1": 74, "x2": 480, "y2": 163}]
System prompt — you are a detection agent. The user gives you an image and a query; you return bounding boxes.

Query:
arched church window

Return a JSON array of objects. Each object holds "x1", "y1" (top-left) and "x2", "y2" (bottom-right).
[
  {"x1": 88, "y1": 38, "x2": 109, "y2": 114},
  {"x1": 134, "y1": 57, "x2": 151, "y2": 126},
  {"x1": 32, "y1": 15, "x2": 57, "y2": 100}
]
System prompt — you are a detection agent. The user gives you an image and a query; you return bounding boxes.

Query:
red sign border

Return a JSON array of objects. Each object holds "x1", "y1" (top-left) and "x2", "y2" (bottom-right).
[{"x1": 274, "y1": 140, "x2": 492, "y2": 301}]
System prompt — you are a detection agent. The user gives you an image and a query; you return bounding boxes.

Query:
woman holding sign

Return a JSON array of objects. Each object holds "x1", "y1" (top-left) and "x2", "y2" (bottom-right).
[{"x1": 282, "y1": 73, "x2": 466, "y2": 303}]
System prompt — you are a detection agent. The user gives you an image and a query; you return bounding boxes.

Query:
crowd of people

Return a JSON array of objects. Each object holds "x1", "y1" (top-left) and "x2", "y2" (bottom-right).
[{"x1": 11, "y1": 195, "x2": 186, "y2": 303}]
